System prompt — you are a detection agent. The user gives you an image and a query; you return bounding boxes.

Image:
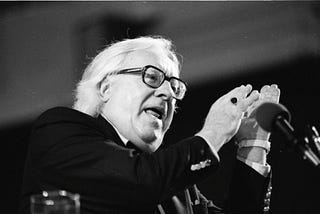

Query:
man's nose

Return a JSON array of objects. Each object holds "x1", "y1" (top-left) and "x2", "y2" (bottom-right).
[{"x1": 154, "y1": 81, "x2": 174, "y2": 100}]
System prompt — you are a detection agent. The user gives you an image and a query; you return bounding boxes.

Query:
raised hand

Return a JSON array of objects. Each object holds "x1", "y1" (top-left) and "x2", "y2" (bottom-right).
[
  {"x1": 236, "y1": 84, "x2": 281, "y2": 142},
  {"x1": 197, "y1": 84, "x2": 259, "y2": 152}
]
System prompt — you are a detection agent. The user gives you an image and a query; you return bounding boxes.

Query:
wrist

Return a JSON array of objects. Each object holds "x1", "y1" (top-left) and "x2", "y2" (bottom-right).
[
  {"x1": 238, "y1": 139, "x2": 271, "y2": 154},
  {"x1": 196, "y1": 130, "x2": 227, "y2": 152},
  {"x1": 237, "y1": 147, "x2": 267, "y2": 164}
]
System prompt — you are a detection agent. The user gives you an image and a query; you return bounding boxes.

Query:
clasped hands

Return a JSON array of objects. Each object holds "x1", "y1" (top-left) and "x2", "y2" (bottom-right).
[{"x1": 197, "y1": 84, "x2": 280, "y2": 163}]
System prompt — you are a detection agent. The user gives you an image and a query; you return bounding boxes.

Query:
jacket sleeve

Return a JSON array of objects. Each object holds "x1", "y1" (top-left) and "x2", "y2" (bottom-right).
[
  {"x1": 29, "y1": 118, "x2": 220, "y2": 207},
  {"x1": 224, "y1": 160, "x2": 271, "y2": 214}
]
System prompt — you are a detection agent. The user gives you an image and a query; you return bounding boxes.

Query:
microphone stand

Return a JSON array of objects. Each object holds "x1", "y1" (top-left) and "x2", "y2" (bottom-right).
[
  {"x1": 276, "y1": 116, "x2": 320, "y2": 167},
  {"x1": 303, "y1": 125, "x2": 320, "y2": 167},
  {"x1": 297, "y1": 138, "x2": 320, "y2": 168}
]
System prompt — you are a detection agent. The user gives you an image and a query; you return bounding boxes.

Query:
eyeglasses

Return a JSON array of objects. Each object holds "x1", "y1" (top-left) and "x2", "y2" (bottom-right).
[{"x1": 117, "y1": 65, "x2": 187, "y2": 100}]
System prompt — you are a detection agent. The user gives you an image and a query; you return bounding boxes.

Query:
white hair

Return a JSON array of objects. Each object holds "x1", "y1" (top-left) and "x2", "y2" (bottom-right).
[{"x1": 73, "y1": 36, "x2": 181, "y2": 117}]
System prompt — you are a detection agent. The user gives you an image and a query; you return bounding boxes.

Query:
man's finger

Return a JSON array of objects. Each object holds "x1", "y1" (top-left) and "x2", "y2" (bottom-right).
[{"x1": 239, "y1": 90, "x2": 259, "y2": 112}]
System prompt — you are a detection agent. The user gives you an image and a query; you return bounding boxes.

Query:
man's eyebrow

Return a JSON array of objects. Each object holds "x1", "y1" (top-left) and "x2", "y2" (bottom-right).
[{"x1": 161, "y1": 68, "x2": 175, "y2": 77}]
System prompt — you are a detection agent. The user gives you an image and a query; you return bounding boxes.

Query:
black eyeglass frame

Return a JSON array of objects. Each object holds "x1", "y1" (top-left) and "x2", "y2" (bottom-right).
[{"x1": 117, "y1": 65, "x2": 187, "y2": 100}]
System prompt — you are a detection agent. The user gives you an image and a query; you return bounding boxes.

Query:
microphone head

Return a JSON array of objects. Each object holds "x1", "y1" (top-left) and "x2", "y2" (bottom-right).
[{"x1": 255, "y1": 102, "x2": 291, "y2": 132}]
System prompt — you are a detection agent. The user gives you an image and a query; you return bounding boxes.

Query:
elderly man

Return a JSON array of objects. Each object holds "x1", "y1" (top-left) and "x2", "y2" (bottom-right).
[{"x1": 20, "y1": 36, "x2": 279, "y2": 214}]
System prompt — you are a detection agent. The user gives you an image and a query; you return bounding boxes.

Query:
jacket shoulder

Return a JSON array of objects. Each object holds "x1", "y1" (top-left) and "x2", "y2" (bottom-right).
[
  {"x1": 35, "y1": 107, "x2": 95, "y2": 126},
  {"x1": 30, "y1": 107, "x2": 121, "y2": 146}
]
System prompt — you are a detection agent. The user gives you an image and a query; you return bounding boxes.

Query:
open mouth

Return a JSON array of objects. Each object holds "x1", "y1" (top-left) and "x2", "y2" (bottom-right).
[{"x1": 144, "y1": 107, "x2": 165, "y2": 120}]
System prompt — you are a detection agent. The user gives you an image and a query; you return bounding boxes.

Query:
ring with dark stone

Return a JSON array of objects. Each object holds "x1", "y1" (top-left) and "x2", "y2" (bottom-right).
[{"x1": 231, "y1": 97, "x2": 238, "y2": 105}]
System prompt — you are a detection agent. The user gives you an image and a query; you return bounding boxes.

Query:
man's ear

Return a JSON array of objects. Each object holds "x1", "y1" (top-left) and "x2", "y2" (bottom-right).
[{"x1": 99, "y1": 80, "x2": 111, "y2": 102}]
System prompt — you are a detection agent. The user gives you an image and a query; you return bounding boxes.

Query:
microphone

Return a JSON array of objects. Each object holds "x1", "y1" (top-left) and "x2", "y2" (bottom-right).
[
  {"x1": 254, "y1": 102, "x2": 320, "y2": 167},
  {"x1": 254, "y1": 102, "x2": 294, "y2": 142}
]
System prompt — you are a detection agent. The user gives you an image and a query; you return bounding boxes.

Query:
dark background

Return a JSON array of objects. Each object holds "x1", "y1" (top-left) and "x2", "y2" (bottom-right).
[
  {"x1": 1, "y1": 2, "x2": 320, "y2": 214},
  {"x1": 167, "y1": 55, "x2": 320, "y2": 214}
]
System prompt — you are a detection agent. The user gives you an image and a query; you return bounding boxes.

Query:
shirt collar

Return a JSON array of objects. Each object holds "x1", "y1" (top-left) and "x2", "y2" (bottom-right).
[{"x1": 100, "y1": 113, "x2": 129, "y2": 146}]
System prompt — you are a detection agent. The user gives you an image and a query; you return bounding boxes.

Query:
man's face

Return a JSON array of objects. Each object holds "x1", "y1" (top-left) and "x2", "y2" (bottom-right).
[{"x1": 101, "y1": 50, "x2": 178, "y2": 153}]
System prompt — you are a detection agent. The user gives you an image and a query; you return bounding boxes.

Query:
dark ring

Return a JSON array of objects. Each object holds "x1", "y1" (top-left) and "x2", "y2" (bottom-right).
[{"x1": 231, "y1": 97, "x2": 237, "y2": 105}]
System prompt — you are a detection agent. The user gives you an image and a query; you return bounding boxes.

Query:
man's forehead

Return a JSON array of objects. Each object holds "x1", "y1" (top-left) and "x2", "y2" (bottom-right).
[{"x1": 124, "y1": 50, "x2": 180, "y2": 77}]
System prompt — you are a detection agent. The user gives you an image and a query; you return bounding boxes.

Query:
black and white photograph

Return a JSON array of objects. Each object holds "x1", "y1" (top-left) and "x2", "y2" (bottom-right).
[{"x1": 1, "y1": 1, "x2": 320, "y2": 214}]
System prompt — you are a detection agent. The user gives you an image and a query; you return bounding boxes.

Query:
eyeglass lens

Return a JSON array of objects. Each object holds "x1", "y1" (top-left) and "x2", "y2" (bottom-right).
[
  {"x1": 144, "y1": 67, "x2": 185, "y2": 99},
  {"x1": 144, "y1": 68, "x2": 163, "y2": 87}
]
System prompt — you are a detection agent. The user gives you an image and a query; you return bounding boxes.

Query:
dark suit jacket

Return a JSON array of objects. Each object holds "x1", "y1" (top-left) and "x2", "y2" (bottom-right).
[{"x1": 19, "y1": 107, "x2": 270, "y2": 214}]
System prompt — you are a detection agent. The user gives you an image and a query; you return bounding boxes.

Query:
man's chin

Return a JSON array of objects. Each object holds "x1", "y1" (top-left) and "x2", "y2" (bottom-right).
[
  {"x1": 133, "y1": 123, "x2": 163, "y2": 151},
  {"x1": 142, "y1": 113, "x2": 163, "y2": 129},
  {"x1": 143, "y1": 141, "x2": 161, "y2": 153},
  {"x1": 140, "y1": 134, "x2": 162, "y2": 152}
]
